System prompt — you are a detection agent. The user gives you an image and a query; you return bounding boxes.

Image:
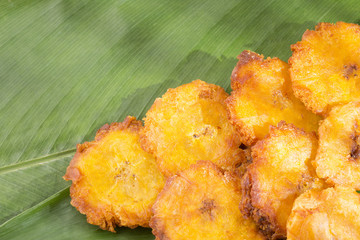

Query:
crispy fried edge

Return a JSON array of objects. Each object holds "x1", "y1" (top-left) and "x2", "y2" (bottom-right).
[
  {"x1": 230, "y1": 50, "x2": 286, "y2": 90},
  {"x1": 240, "y1": 121, "x2": 317, "y2": 239},
  {"x1": 140, "y1": 80, "x2": 244, "y2": 177},
  {"x1": 230, "y1": 50, "x2": 263, "y2": 90},
  {"x1": 64, "y1": 116, "x2": 142, "y2": 182},
  {"x1": 226, "y1": 51, "x2": 291, "y2": 146},
  {"x1": 150, "y1": 160, "x2": 249, "y2": 240},
  {"x1": 63, "y1": 116, "x2": 148, "y2": 232},
  {"x1": 225, "y1": 92, "x2": 256, "y2": 146},
  {"x1": 289, "y1": 22, "x2": 360, "y2": 116}
]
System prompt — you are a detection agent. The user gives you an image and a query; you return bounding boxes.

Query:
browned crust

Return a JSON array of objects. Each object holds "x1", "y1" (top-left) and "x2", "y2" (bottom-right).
[
  {"x1": 68, "y1": 184, "x2": 124, "y2": 232},
  {"x1": 313, "y1": 21, "x2": 360, "y2": 34},
  {"x1": 240, "y1": 122, "x2": 317, "y2": 239},
  {"x1": 289, "y1": 22, "x2": 360, "y2": 116},
  {"x1": 150, "y1": 160, "x2": 243, "y2": 240},
  {"x1": 63, "y1": 116, "x2": 149, "y2": 232},
  {"x1": 149, "y1": 174, "x2": 177, "y2": 240},
  {"x1": 231, "y1": 50, "x2": 284, "y2": 91},
  {"x1": 241, "y1": 171, "x2": 276, "y2": 239},
  {"x1": 95, "y1": 116, "x2": 142, "y2": 141},
  {"x1": 231, "y1": 50, "x2": 262, "y2": 90},
  {"x1": 233, "y1": 147, "x2": 253, "y2": 177}
]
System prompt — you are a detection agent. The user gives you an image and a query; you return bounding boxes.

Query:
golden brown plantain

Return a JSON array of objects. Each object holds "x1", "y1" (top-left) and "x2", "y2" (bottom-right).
[
  {"x1": 150, "y1": 161, "x2": 265, "y2": 240},
  {"x1": 226, "y1": 50, "x2": 320, "y2": 146},
  {"x1": 141, "y1": 80, "x2": 245, "y2": 177},
  {"x1": 315, "y1": 101, "x2": 360, "y2": 190},
  {"x1": 287, "y1": 187, "x2": 360, "y2": 240},
  {"x1": 290, "y1": 22, "x2": 360, "y2": 115},
  {"x1": 240, "y1": 122, "x2": 323, "y2": 239},
  {"x1": 63, "y1": 116, "x2": 165, "y2": 232}
]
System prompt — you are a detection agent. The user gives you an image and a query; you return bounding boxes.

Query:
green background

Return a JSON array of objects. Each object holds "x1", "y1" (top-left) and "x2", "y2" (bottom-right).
[{"x1": 0, "y1": 0, "x2": 359, "y2": 239}]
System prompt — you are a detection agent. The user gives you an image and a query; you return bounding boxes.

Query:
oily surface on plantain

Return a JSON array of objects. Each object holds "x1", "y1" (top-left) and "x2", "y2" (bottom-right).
[
  {"x1": 287, "y1": 187, "x2": 360, "y2": 240},
  {"x1": 63, "y1": 116, "x2": 165, "y2": 232},
  {"x1": 150, "y1": 161, "x2": 265, "y2": 240},
  {"x1": 290, "y1": 22, "x2": 360, "y2": 116},
  {"x1": 141, "y1": 80, "x2": 245, "y2": 177},
  {"x1": 240, "y1": 122, "x2": 323, "y2": 239},
  {"x1": 226, "y1": 50, "x2": 320, "y2": 146},
  {"x1": 315, "y1": 101, "x2": 360, "y2": 190}
]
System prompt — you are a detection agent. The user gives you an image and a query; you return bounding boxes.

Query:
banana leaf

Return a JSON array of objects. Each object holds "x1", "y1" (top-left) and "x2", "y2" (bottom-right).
[{"x1": 0, "y1": 0, "x2": 359, "y2": 239}]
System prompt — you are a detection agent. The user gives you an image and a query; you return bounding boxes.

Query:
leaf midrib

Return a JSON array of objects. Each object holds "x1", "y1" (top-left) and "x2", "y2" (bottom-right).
[
  {"x1": 0, "y1": 148, "x2": 75, "y2": 175},
  {"x1": 0, "y1": 186, "x2": 70, "y2": 229}
]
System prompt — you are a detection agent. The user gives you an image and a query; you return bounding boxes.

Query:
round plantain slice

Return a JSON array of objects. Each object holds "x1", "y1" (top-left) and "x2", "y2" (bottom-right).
[
  {"x1": 289, "y1": 22, "x2": 360, "y2": 116},
  {"x1": 315, "y1": 101, "x2": 360, "y2": 190},
  {"x1": 240, "y1": 122, "x2": 324, "y2": 239},
  {"x1": 141, "y1": 79, "x2": 245, "y2": 177},
  {"x1": 226, "y1": 50, "x2": 320, "y2": 146},
  {"x1": 63, "y1": 116, "x2": 165, "y2": 232},
  {"x1": 150, "y1": 160, "x2": 265, "y2": 240},
  {"x1": 287, "y1": 187, "x2": 360, "y2": 240}
]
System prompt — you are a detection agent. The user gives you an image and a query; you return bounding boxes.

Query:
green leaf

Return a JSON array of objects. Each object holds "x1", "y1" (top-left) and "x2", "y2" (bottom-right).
[
  {"x1": 0, "y1": 188, "x2": 154, "y2": 240},
  {"x1": 0, "y1": 0, "x2": 359, "y2": 239}
]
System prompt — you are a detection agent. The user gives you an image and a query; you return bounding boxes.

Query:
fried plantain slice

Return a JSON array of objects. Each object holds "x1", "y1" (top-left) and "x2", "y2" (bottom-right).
[
  {"x1": 290, "y1": 22, "x2": 360, "y2": 116},
  {"x1": 150, "y1": 161, "x2": 265, "y2": 240},
  {"x1": 240, "y1": 122, "x2": 323, "y2": 239},
  {"x1": 141, "y1": 79, "x2": 245, "y2": 177},
  {"x1": 315, "y1": 101, "x2": 360, "y2": 190},
  {"x1": 63, "y1": 116, "x2": 165, "y2": 232},
  {"x1": 226, "y1": 50, "x2": 320, "y2": 146},
  {"x1": 287, "y1": 187, "x2": 360, "y2": 240}
]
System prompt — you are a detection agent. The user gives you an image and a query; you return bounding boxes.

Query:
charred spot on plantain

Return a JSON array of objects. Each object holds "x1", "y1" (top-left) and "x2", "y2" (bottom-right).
[
  {"x1": 235, "y1": 162, "x2": 242, "y2": 168},
  {"x1": 193, "y1": 126, "x2": 216, "y2": 138},
  {"x1": 256, "y1": 215, "x2": 274, "y2": 239},
  {"x1": 350, "y1": 122, "x2": 360, "y2": 161},
  {"x1": 343, "y1": 64, "x2": 358, "y2": 79},
  {"x1": 199, "y1": 89, "x2": 216, "y2": 99},
  {"x1": 114, "y1": 163, "x2": 135, "y2": 181},
  {"x1": 350, "y1": 134, "x2": 360, "y2": 161},
  {"x1": 351, "y1": 145, "x2": 360, "y2": 160},
  {"x1": 114, "y1": 169, "x2": 127, "y2": 180},
  {"x1": 199, "y1": 199, "x2": 216, "y2": 220},
  {"x1": 239, "y1": 143, "x2": 248, "y2": 150}
]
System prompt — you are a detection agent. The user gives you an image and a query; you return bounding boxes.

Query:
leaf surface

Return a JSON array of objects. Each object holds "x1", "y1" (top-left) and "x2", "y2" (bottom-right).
[{"x1": 1, "y1": 0, "x2": 359, "y2": 238}]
